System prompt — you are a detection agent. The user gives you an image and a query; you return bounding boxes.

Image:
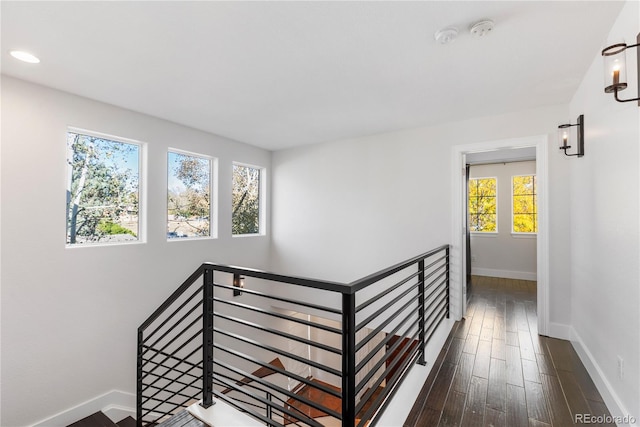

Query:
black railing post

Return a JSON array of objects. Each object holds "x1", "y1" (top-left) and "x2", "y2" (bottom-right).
[
  {"x1": 445, "y1": 246, "x2": 450, "y2": 319},
  {"x1": 266, "y1": 392, "x2": 273, "y2": 421},
  {"x1": 202, "y1": 268, "x2": 215, "y2": 408},
  {"x1": 136, "y1": 329, "x2": 143, "y2": 427},
  {"x1": 341, "y1": 292, "x2": 356, "y2": 427},
  {"x1": 417, "y1": 259, "x2": 426, "y2": 366}
]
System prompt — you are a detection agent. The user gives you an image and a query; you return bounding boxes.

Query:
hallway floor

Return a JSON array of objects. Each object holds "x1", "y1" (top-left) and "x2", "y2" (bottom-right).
[{"x1": 404, "y1": 276, "x2": 614, "y2": 427}]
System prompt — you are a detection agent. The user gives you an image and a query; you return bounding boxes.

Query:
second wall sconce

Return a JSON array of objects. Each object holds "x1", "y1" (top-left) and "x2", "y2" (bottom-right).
[
  {"x1": 233, "y1": 273, "x2": 245, "y2": 297},
  {"x1": 601, "y1": 33, "x2": 640, "y2": 106},
  {"x1": 558, "y1": 115, "x2": 584, "y2": 158}
]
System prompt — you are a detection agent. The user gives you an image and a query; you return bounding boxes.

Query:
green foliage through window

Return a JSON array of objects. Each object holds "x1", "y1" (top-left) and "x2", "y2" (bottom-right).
[
  {"x1": 66, "y1": 131, "x2": 140, "y2": 245},
  {"x1": 513, "y1": 175, "x2": 537, "y2": 233},
  {"x1": 468, "y1": 178, "x2": 497, "y2": 232},
  {"x1": 232, "y1": 164, "x2": 261, "y2": 235},
  {"x1": 167, "y1": 151, "x2": 211, "y2": 239}
]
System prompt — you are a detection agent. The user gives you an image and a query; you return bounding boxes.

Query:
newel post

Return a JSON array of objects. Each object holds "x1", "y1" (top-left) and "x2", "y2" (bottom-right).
[
  {"x1": 201, "y1": 268, "x2": 215, "y2": 408},
  {"x1": 341, "y1": 292, "x2": 356, "y2": 427},
  {"x1": 418, "y1": 259, "x2": 426, "y2": 366}
]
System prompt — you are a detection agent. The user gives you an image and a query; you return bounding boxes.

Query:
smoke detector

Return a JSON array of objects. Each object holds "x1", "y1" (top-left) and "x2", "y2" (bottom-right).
[
  {"x1": 434, "y1": 27, "x2": 459, "y2": 45},
  {"x1": 470, "y1": 20, "x2": 494, "y2": 38}
]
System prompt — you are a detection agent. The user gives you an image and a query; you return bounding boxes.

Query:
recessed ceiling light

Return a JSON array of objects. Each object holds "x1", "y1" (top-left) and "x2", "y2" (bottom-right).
[{"x1": 9, "y1": 50, "x2": 40, "y2": 64}]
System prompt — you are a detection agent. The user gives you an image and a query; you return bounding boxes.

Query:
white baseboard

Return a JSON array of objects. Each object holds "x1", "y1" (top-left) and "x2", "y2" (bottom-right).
[
  {"x1": 30, "y1": 390, "x2": 136, "y2": 427},
  {"x1": 471, "y1": 268, "x2": 537, "y2": 281},
  {"x1": 570, "y1": 328, "x2": 638, "y2": 427},
  {"x1": 547, "y1": 322, "x2": 573, "y2": 340}
]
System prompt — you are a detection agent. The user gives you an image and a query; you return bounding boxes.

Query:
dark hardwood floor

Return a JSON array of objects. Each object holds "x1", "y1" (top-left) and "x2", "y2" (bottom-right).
[{"x1": 404, "y1": 276, "x2": 614, "y2": 427}]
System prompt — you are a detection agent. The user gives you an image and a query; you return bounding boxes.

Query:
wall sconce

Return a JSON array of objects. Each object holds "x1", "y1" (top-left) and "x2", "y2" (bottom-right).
[
  {"x1": 558, "y1": 115, "x2": 584, "y2": 157},
  {"x1": 601, "y1": 33, "x2": 640, "y2": 106},
  {"x1": 233, "y1": 273, "x2": 245, "y2": 297}
]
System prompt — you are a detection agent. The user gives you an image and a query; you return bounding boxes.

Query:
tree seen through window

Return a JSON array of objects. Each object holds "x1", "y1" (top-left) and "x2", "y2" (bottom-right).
[
  {"x1": 468, "y1": 178, "x2": 497, "y2": 232},
  {"x1": 513, "y1": 175, "x2": 537, "y2": 233}
]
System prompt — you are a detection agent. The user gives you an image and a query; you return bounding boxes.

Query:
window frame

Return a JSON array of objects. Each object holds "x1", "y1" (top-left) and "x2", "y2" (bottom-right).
[
  {"x1": 511, "y1": 173, "x2": 537, "y2": 235},
  {"x1": 231, "y1": 161, "x2": 266, "y2": 237},
  {"x1": 468, "y1": 176, "x2": 498, "y2": 234},
  {"x1": 166, "y1": 148, "x2": 217, "y2": 242},
  {"x1": 65, "y1": 127, "x2": 146, "y2": 248}
]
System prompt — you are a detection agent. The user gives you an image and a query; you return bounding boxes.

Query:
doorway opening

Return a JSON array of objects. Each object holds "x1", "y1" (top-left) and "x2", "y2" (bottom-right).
[{"x1": 451, "y1": 135, "x2": 549, "y2": 336}]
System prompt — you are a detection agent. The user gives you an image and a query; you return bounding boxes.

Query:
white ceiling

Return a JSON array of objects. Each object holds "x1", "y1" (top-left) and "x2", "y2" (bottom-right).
[{"x1": 1, "y1": 1, "x2": 625, "y2": 151}]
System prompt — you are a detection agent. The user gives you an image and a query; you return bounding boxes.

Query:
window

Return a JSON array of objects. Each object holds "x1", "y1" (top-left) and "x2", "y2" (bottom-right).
[
  {"x1": 468, "y1": 177, "x2": 497, "y2": 232},
  {"x1": 232, "y1": 164, "x2": 262, "y2": 235},
  {"x1": 512, "y1": 175, "x2": 537, "y2": 233},
  {"x1": 167, "y1": 151, "x2": 212, "y2": 239},
  {"x1": 66, "y1": 130, "x2": 141, "y2": 245}
]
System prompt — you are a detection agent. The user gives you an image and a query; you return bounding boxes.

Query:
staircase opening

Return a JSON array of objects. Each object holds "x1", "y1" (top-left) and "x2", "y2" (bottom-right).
[{"x1": 137, "y1": 245, "x2": 451, "y2": 427}]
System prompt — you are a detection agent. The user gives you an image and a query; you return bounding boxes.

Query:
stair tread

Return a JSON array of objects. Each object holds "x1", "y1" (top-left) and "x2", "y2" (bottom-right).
[
  {"x1": 159, "y1": 410, "x2": 206, "y2": 427},
  {"x1": 116, "y1": 416, "x2": 137, "y2": 427},
  {"x1": 67, "y1": 411, "x2": 117, "y2": 427}
]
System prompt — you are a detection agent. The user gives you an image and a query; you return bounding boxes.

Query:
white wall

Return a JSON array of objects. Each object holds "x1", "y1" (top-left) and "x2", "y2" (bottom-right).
[
  {"x1": 567, "y1": 0, "x2": 639, "y2": 420},
  {"x1": 0, "y1": 76, "x2": 272, "y2": 427},
  {"x1": 469, "y1": 161, "x2": 537, "y2": 280},
  {"x1": 270, "y1": 103, "x2": 572, "y2": 329}
]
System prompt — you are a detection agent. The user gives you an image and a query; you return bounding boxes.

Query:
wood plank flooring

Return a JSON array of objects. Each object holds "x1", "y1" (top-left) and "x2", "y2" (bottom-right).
[{"x1": 404, "y1": 276, "x2": 614, "y2": 427}]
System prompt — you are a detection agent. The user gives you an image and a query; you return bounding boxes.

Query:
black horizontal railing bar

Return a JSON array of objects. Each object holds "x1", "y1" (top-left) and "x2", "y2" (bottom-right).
[
  {"x1": 208, "y1": 385, "x2": 265, "y2": 411},
  {"x1": 215, "y1": 343, "x2": 342, "y2": 399},
  {"x1": 141, "y1": 359, "x2": 201, "y2": 408},
  {"x1": 141, "y1": 387, "x2": 200, "y2": 413},
  {"x1": 213, "y1": 372, "x2": 324, "y2": 427},
  {"x1": 355, "y1": 269, "x2": 421, "y2": 314},
  {"x1": 423, "y1": 285, "x2": 448, "y2": 319},
  {"x1": 421, "y1": 279, "x2": 447, "y2": 311},
  {"x1": 139, "y1": 265, "x2": 206, "y2": 332},
  {"x1": 355, "y1": 325, "x2": 419, "y2": 396},
  {"x1": 204, "y1": 263, "x2": 350, "y2": 294},
  {"x1": 142, "y1": 373, "x2": 201, "y2": 420},
  {"x1": 142, "y1": 286, "x2": 203, "y2": 345},
  {"x1": 142, "y1": 286, "x2": 202, "y2": 345},
  {"x1": 424, "y1": 271, "x2": 447, "y2": 295},
  {"x1": 349, "y1": 244, "x2": 449, "y2": 292},
  {"x1": 354, "y1": 328, "x2": 421, "y2": 416},
  {"x1": 140, "y1": 406, "x2": 181, "y2": 426},
  {"x1": 141, "y1": 313, "x2": 202, "y2": 371},
  {"x1": 421, "y1": 254, "x2": 448, "y2": 276},
  {"x1": 214, "y1": 327, "x2": 342, "y2": 377},
  {"x1": 355, "y1": 306, "x2": 419, "y2": 372},
  {"x1": 355, "y1": 292, "x2": 419, "y2": 353},
  {"x1": 141, "y1": 299, "x2": 203, "y2": 357},
  {"x1": 142, "y1": 379, "x2": 201, "y2": 403},
  {"x1": 213, "y1": 311, "x2": 342, "y2": 355},
  {"x1": 213, "y1": 358, "x2": 342, "y2": 420},
  {"x1": 213, "y1": 282, "x2": 342, "y2": 315},
  {"x1": 213, "y1": 297, "x2": 343, "y2": 335},
  {"x1": 355, "y1": 279, "x2": 419, "y2": 333},
  {"x1": 421, "y1": 261, "x2": 447, "y2": 286},
  {"x1": 211, "y1": 371, "x2": 325, "y2": 427},
  {"x1": 141, "y1": 350, "x2": 202, "y2": 389},
  {"x1": 140, "y1": 339, "x2": 201, "y2": 391},
  {"x1": 356, "y1": 347, "x2": 421, "y2": 427},
  {"x1": 210, "y1": 389, "x2": 289, "y2": 427},
  {"x1": 425, "y1": 304, "x2": 448, "y2": 342},
  {"x1": 142, "y1": 365, "x2": 201, "y2": 394},
  {"x1": 141, "y1": 345, "x2": 202, "y2": 372},
  {"x1": 141, "y1": 329, "x2": 201, "y2": 383},
  {"x1": 423, "y1": 300, "x2": 447, "y2": 337}
]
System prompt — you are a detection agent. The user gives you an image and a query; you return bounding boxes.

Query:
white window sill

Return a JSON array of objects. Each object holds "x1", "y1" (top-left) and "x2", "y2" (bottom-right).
[
  {"x1": 470, "y1": 232, "x2": 498, "y2": 238},
  {"x1": 511, "y1": 233, "x2": 537, "y2": 239},
  {"x1": 232, "y1": 233, "x2": 266, "y2": 238},
  {"x1": 167, "y1": 236, "x2": 217, "y2": 242}
]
